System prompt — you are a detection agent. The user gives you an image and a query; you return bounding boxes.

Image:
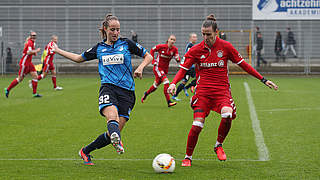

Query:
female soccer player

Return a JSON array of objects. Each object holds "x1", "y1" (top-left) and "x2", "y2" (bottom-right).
[
  {"x1": 52, "y1": 14, "x2": 153, "y2": 165},
  {"x1": 4, "y1": 31, "x2": 41, "y2": 98},
  {"x1": 168, "y1": 14, "x2": 278, "y2": 166},
  {"x1": 35, "y1": 35, "x2": 63, "y2": 90},
  {"x1": 141, "y1": 35, "x2": 181, "y2": 107}
]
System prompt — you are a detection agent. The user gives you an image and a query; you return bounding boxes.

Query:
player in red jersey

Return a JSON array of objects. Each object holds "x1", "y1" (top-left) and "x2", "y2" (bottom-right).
[
  {"x1": 168, "y1": 14, "x2": 278, "y2": 166},
  {"x1": 36, "y1": 35, "x2": 63, "y2": 90},
  {"x1": 4, "y1": 31, "x2": 41, "y2": 98},
  {"x1": 141, "y1": 35, "x2": 181, "y2": 107}
]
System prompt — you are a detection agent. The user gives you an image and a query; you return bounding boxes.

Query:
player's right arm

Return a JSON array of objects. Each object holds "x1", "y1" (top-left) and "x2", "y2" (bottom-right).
[
  {"x1": 168, "y1": 50, "x2": 196, "y2": 95},
  {"x1": 51, "y1": 42, "x2": 84, "y2": 63},
  {"x1": 26, "y1": 41, "x2": 40, "y2": 55}
]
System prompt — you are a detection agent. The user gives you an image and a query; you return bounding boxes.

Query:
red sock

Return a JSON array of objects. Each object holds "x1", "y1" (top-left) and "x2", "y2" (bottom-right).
[
  {"x1": 146, "y1": 84, "x2": 157, "y2": 94},
  {"x1": 52, "y1": 76, "x2": 57, "y2": 88},
  {"x1": 186, "y1": 125, "x2": 203, "y2": 156},
  {"x1": 7, "y1": 78, "x2": 19, "y2": 91},
  {"x1": 37, "y1": 74, "x2": 43, "y2": 80},
  {"x1": 163, "y1": 84, "x2": 170, "y2": 102},
  {"x1": 32, "y1": 79, "x2": 38, "y2": 94},
  {"x1": 217, "y1": 118, "x2": 232, "y2": 143}
]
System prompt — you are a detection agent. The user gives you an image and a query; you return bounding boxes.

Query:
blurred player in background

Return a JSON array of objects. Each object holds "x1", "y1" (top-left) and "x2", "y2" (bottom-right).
[
  {"x1": 172, "y1": 33, "x2": 197, "y2": 101},
  {"x1": 34, "y1": 35, "x2": 63, "y2": 90},
  {"x1": 52, "y1": 14, "x2": 153, "y2": 165},
  {"x1": 141, "y1": 35, "x2": 181, "y2": 107},
  {"x1": 4, "y1": 31, "x2": 41, "y2": 98},
  {"x1": 168, "y1": 14, "x2": 278, "y2": 166}
]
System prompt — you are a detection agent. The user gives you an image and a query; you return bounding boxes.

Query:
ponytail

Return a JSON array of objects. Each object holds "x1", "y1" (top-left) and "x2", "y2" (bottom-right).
[{"x1": 202, "y1": 14, "x2": 218, "y2": 32}]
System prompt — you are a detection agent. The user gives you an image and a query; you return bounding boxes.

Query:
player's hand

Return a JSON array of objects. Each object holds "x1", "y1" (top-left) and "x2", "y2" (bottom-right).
[
  {"x1": 167, "y1": 84, "x2": 176, "y2": 96},
  {"x1": 134, "y1": 67, "x2": 143, "y2": 79},
  {"x1": 265, "y1": 80, "x2": 278, "y2": 90},
  {"x1": 36, "y1": 48, "x2": 41, "y2": 52}
]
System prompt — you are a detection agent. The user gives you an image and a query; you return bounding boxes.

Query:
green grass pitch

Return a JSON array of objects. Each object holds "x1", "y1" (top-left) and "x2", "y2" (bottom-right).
[{"x1": 0, "y1": 75, "x2": 319, "y2": 179}]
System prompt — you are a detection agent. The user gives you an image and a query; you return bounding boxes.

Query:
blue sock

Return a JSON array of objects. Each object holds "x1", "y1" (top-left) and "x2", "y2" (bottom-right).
[
  {"x1": 107, "y1": 120, "x2": 121, "y2": 139},
  {"x1": 83, "y1": 132, "x2": 111, "y2": 154}
]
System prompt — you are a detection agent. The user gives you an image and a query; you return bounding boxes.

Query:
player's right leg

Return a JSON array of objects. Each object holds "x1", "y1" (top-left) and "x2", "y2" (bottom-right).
[{"x1": 141, "y1": 81, "x2": 158, "y2": 103}]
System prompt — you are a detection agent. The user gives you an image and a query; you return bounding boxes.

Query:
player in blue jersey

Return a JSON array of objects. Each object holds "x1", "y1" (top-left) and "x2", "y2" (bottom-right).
[
  {"x1": 172, "y1": 33, "x2": 197, "y2": 101},
  {"x1": 52, "y1": 14, "x2": 153, "y2": 165}
]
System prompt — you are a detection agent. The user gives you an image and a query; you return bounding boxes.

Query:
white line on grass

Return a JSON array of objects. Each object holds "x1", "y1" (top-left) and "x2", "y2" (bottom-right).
[
  {"x1": 244, "y1": 82, "x2": 270, "y2": 161},
  {"x1": 0, "y1": 158, "x2": 266, "y2": 162},
  {"x1": 257, "y1": 107, "x2": 320, "y2": 112}
]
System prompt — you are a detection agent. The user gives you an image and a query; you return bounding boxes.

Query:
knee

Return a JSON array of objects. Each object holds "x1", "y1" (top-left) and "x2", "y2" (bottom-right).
[{"x1": 221, "y1": 107, "x2": 233, "y2": 119}]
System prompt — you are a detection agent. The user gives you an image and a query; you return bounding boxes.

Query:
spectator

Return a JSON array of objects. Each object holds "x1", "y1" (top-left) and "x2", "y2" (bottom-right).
[
  {"x1": 131, "y1": 30, "x2": 138, "y2": 43},
  {"x1": 274, "y1": 31, "x2": 284, "y2": 62},
  {"x1": 6, "y1": 47, "x2": 12, "y2": 64},
  {"x1": 284, "y1": 27, "x2": 297, "y2": 58},
  {"x1": 253, "y1": 26, "x2": 261, "y2": 55},
  {"x1": 256, "y1": 33, "x2": 267, "y2": 67}
]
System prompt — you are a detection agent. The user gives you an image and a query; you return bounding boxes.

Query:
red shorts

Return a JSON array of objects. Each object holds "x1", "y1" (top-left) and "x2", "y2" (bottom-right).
[
  {"x1": 153, "y1": 65, "x2": 168, "y2": 84},
  {"x1": 18, "y1": 63, "x2": 36, "y2": 77},
  {"x1": 42, "y1": 61, "x2": 55, "y2": 73},
  {"x1": 190, "y1": 93, "x2": 237, "y2": 120}
]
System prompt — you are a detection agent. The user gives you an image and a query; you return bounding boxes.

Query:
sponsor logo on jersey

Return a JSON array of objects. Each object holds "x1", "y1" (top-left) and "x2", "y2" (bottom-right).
[
  {"x1": 160, "y1": 54, "x2": 170, "y2": 58},
  {"x1": 217, "y1": 50, "x2": 223, "y2": 58},
  {"x1": 102, "y1": 54, "x2": 124, "y2": 65},
  {"x1": 200, "y1": 55, "x2": 206, "y2": 59},
  {"x1": 200, "y1": 62, "x2": 218, "y2": 67},
  {"x1": 162, "y1": 51, "x2": 165, "y2": 53},
  {"x1": 218, "y1": 60, "x2": 224, "y2": 67},
  {"x1": 238, "y1": 53, "x2": 243, "y2": 59}
]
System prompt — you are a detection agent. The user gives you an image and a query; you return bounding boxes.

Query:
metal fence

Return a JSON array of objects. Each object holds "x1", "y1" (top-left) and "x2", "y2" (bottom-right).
[{"x1": 0, "y1": 0, "x2": 319, "y2": 75}]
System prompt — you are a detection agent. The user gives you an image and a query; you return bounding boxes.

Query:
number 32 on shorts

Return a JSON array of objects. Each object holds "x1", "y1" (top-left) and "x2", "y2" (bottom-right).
[{"x1": 99, "y1": 95, "x2": 110, "y2": 104}]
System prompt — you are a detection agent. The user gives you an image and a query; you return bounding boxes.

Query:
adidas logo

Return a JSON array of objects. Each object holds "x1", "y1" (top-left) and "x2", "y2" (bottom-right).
[{"x1": 200, "y1": 55, "x2": 206, "y2": 59}]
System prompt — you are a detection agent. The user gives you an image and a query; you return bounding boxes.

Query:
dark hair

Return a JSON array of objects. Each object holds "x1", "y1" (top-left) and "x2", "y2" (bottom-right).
[
  {"x1": 202, "y1": 14, "x2": 217, "y2": 32},
  {"x1": 100, "y1": 14, "x2": 119, "y2": 39}
]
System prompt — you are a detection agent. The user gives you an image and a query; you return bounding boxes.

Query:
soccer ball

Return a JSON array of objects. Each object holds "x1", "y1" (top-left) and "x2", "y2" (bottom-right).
[{"x1": 152, "y1": 153, "x2": 175, "y2": 173}]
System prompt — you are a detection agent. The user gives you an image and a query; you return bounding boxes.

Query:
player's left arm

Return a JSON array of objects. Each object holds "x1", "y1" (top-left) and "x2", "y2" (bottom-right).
[
  {"x1": 125, "y1": 39, "x2": 152, "y2": 79},
  {"x1": 174, "y1": 47, "x2": 181, "y2": 63},
  {"x1": 229, "y1": 45, "x2": 278, "y2": 90}
]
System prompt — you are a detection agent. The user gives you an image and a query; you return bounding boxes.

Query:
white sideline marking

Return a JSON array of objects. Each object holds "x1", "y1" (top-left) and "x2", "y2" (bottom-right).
[
  {"x1": 258, "y1": 107, "x2": 320, "y2": 112},
  {"x1": 244, "y1": 82, "x2": 270, "y2": 161},
  {"x1": 0, "y1": 158, "x2": 266, "y2": 162}
]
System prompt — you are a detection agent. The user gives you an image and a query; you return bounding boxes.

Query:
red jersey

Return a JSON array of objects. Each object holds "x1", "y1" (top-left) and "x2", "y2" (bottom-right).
[
  {"x1": 151, "y1": 44, "x2": 180, "y2": 73},
  {"x1": 19, "y1": 39, "x2": 35, "y2": 65},
  {"x1": 44, "y1": 41, "x2": 56, "y2": 63},
  {"x1": 179, "y1": 37, "x2": 263, "y2": 95}
]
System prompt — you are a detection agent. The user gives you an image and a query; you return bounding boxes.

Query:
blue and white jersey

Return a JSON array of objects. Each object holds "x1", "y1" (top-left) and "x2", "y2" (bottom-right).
[
  {"x1": 183, "y1": 42, "x2": 195, "y2": 68},
  {"x1": 185, "y1": 42, "x2": 194, "y2": 53},
  {"x1": 81, "y1": 38, "x2": 147, "y2": 91}
]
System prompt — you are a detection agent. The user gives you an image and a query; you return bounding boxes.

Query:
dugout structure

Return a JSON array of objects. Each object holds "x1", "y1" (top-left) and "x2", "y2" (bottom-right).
[{"x1": 219, "y1": 30, "x2": 252, "y2": 75}]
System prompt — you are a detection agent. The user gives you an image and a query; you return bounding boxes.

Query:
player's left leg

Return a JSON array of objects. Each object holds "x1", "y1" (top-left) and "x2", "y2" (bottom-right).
[
  {"x1": 214, "y1": 106, "x2": 234, "y2": 161},
  {"x1": 51, "y1": 70, "x2": 63, "y2": 90},
  {"x1": 163, "y1": 77, "x2": 177, "y2": 107},
  {"x1": 30, "y1": 71, "x2": 42, "y2": 97}
]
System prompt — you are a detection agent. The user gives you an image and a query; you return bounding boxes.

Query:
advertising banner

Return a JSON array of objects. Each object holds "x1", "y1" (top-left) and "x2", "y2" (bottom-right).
[{"x1": 253, "y1": 0, "x2": 320, "y2": 20}]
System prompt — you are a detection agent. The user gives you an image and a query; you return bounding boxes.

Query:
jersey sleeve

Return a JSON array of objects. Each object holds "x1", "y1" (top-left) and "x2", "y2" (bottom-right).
[
  {"x1": 125, "y1": 39, "x2": 147, "y2": 57},
  {"x1": 26, "y1": 41, "x2": 33, "y2": 53},
  {"x1": 179, "y1": 49, "x2": 197, "y2": 70},
  {"x1": 81, "y1": 43, "x2": 99, "y2": 61},
  {"x1": 227, "y1": 43, "x2": 244, "y2": 65},
  {"x1": 150, "y1": 45, "x2": 160, "y2": 59}
]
